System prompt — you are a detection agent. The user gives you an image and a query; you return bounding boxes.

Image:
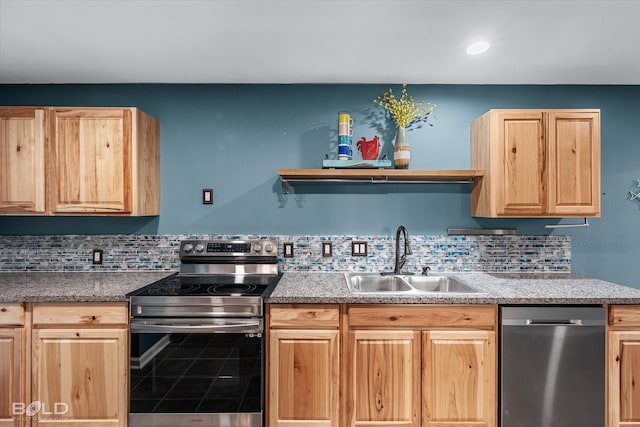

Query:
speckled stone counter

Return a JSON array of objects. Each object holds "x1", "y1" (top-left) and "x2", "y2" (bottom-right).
[
  {"x1": 3, "y1": 270, "x2": 638, "y2": 305},
  {"x1": 267, "y1": 272, "x2": 640, "y2": 304},
  {"x1": 0, "y1": 271, "x2": 176, "y2": 303}
]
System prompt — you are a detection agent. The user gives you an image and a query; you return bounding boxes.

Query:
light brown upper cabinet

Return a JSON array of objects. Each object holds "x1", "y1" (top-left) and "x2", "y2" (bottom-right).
[
  {"x1": 48, "y1": 108, "x2": 159, "y2": 215},
  {"x1": 471, "y1": 109, "x2": 600, "y2": 217},
  {"x1": 0, "y1": 106, "x2": 159, "y2": 216},
  {"x1": 0, "y1": 107, "x2": 46, "y2": 214}
]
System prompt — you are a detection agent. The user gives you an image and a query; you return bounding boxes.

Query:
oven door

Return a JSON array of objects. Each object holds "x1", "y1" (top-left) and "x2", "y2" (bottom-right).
[{"x1": 129, "y1": 318, "x2": 264, "y2": 427}]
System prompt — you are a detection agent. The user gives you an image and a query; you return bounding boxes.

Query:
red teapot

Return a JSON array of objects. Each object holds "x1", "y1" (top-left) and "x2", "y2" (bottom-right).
[{"x1": 356, "y1": 136, "x2": 380, "y2": 160}]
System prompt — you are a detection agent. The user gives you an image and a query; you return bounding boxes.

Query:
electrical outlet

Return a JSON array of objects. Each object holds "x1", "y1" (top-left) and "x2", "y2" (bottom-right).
[
  {"x1": 203, "y1": 189, "x2": 213, "y2": 205},
  {"x1": 92, "y1": 249, "x2": 103, "y2": 265},
  {"x1": 351, "y1": 241, "x2": 368, "y2": 256},
  {"x1": 283, "y1": 242, "x2": 294, "y2": 258},
  {"x1": 322, "y1": 242, "x2": 333, "y2": 257}
]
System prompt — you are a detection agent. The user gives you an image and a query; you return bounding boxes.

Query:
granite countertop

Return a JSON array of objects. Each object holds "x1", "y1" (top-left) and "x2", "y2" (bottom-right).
[
  {"x1": 0, "y1": 271, "x2": 176, "y2": 303},
  {"x1": 266, "y1": 272, "x2": 640, "y2": 305},
  {"x1": 2, "y1": 270, "x2": 640, "y2": 305}
]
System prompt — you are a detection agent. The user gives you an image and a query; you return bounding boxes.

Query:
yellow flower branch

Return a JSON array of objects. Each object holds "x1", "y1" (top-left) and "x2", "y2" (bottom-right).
[{"x1": 373, "y1": 83, "x2": 436, "y2": 129}]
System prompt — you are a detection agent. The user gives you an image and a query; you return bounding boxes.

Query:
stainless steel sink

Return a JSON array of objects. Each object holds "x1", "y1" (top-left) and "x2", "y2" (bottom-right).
[
  {"x1": 403, "y1": 275, "x2": 477, "y2": 293},
  {"x1": 347, "y1": 274, "x2": 412, "y2": 293},
  {"x1": 344, "y1": 272, "x2": 478, "y2": 294}
]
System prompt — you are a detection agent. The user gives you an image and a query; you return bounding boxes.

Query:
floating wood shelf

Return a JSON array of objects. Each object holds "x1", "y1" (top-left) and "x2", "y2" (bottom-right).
[{"x1": 278, "y1": 169, "x2": 484, "y2": 193}]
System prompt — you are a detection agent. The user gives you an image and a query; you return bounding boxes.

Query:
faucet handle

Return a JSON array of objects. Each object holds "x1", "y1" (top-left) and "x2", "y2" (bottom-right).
[{"x1": 421, "y1": 266, "x2": 431, "y2": 276}]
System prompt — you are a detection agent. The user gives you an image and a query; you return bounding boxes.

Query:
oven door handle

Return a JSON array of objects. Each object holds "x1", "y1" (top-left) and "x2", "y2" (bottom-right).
[{"x1": 130, "y1": 320, "x2": 262, "y2": 334}]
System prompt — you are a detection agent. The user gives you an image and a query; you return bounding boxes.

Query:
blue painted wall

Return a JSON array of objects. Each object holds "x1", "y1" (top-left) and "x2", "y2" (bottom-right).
[{"x1": 0, "y1": 84, "x2": 639, "y2": 287}]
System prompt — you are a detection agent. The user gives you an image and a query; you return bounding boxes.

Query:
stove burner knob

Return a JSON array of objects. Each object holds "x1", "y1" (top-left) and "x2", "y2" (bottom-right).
[
  {"x1": 195, "y1": 244, "x2": 205, "y2": 253},
  {"x1": 265, "y1": 244, "x2": 274, "y2": 253},
  {"x1": 253, "y1": 244, "x2": 262, "y2": 253},
  {"x1": 183, "y1": 243, "x2": 194, "y2": 253}
]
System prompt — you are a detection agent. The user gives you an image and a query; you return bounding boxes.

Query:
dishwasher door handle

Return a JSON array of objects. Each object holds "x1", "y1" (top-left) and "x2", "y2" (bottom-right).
[
  {"x1": 528, "y1": 319, "x2": 582, "y2": 326},
  {"x1": 502, "y1": 318, "x2": 605, "y2": 327}
]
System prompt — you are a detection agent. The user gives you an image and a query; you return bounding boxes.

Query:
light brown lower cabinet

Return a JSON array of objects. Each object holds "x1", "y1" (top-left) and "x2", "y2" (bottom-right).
[
  {"x1": 31, "y1": 327, "x2": 127, "y2": 427},
  {"x1": 422, "y1": 330, "x2": 496, "y2": 427},
  {"x1": 30, "y1": 303, "x2": 128, "y2": 427},
  {"x1": 268, "y1": 304, "x2": 341, "y2": 427},
  {"x1": 346, "y1": 329, "x2": 421, "y2": 427},
  {"x1": 269, "y1": 329, "x2": 340, "y2": 427},
  {"x1": 608, "y1": 305, "x2": 640, "y2": 427},
  {"x1": 0, "y1": 328, "x2": 26, "y2": 427},
  {"x1": 346, "y1": 305, "x2": 496, "y2": 427},
  {"x1": 0, "y1": 304, "x2": 26, "y2": 427},
  {"x1": 0, "y1": 303, "x2": 128, "y2": 427},
  {"x1": 267, "y1": 304, "x2": 497, "y2": 427}
]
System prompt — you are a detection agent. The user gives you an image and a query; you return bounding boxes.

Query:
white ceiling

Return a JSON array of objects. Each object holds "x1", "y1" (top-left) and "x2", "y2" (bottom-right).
[{"x1": 1, "y1": 0, "x2": 639, "y2": 84}]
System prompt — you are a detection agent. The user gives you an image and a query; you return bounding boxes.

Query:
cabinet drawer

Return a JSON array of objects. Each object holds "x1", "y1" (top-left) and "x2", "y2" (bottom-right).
[
  {"x1": 33, "y1": 302, "x2": 128, "y2": 325},
  {"x1": 609, "y1": 305, "x2": 640, "y2": 328},
  {"x1": 0, "y1": 303, "x2": 25, "y2": 325},
  {"x1": 269, "y1": 304, "x2": 340, "y2": 329},
  {"x1": 348, "y1": 305, "x2": 496, "y2": 329}
]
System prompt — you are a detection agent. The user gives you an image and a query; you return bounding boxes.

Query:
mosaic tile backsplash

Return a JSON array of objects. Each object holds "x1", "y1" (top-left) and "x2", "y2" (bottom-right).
[{"x1": 0, "y1": 234, "x2": 570, "y2": 273}]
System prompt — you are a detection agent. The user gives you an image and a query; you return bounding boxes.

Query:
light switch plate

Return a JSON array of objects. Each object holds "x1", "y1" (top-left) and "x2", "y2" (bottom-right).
[
  {"x1": 283, "y1": 242, "x2": 294, "y2": 258},
  {"x1": 203, "y1": 189, "x2": 213, "y2": 205},
  {"x1": 322, "y1": 242, "x2": 333, "y2": 257},
  {"x1": 92, "y1": 249, "x2": 103, "y2": 265},
  {"x1": 351, "y1": 241, "x2": 368, "y2": 256}
]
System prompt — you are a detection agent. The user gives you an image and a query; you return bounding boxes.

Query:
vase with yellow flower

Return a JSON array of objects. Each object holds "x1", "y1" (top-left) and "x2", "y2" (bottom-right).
[{"x1": 374, "y1": 84, "x2": 436, "y2": 169}]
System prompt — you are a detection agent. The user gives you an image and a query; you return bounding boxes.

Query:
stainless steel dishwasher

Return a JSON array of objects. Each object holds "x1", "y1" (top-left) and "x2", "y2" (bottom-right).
[{"x1": 501, "y1": 306, "x2": 605, "y2": 427}]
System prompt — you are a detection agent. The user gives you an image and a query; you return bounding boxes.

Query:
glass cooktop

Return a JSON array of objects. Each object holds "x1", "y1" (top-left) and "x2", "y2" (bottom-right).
[{"x1": 130, "y1": 274, "x2": 277, "y2": 297}]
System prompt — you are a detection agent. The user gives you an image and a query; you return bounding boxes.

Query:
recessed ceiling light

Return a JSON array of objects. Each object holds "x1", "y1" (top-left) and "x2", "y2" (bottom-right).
[{"x1": 466, "y1": 41, "x2": 490, "y2": 55}]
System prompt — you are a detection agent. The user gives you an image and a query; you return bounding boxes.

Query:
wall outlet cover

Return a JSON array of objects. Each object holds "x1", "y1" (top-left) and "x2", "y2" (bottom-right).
[{"x1": 92, "y1": 249, "x2": 103, "y2": 265}]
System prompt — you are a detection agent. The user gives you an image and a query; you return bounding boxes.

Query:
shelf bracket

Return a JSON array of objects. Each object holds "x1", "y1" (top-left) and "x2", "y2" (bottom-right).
[{"x1": 281, "y1": 179, "x2": 290, "y2": 194}]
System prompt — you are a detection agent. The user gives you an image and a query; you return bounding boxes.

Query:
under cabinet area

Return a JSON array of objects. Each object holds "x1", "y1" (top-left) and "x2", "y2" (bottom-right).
[
  {"x1": 267, "y1": 304, "x2": 497, "y2": 427},
  {"x1": 0, "y1": 106, "x2": 159, "y2": 216},
  {"x1": 471, "y1": 109, "x2": 600, "y2": 217}
]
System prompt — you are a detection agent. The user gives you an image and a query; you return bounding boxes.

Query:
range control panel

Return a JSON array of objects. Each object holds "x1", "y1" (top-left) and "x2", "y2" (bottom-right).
[{"x1": 180, "y1": 240, "x2": 277, "y2": 257}]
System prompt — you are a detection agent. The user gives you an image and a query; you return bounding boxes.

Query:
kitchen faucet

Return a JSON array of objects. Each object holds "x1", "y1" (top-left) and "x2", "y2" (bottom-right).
[{"x1": 393, "y1": 225, "x2": 412, "y2": 274}]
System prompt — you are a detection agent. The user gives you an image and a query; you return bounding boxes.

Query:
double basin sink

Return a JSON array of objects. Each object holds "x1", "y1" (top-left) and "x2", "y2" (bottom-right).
[{"x1": 345, "y1": 272, "x2": 478, "y2": 294}]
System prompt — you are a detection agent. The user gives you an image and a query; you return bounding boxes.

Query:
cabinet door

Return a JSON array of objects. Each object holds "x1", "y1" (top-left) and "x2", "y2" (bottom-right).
[
  {"x1": 269, "y1": 329, "x2": 339, "y2": 427},
  {"x1": 32, "y1": 327, "x2": 127, "y2": 427},
  {"x1": 0, "y1": 107, "x2": 46, "y2": 214},
  {"x1": 49, "y1": 108, "x2": 132, "y2": 214},
  {"x1": 422, "y1": 330, "x2": 496, "y2": 427},
  {"x1": 608, "y1": 331, "x2": 640, "y2": 427},
  {"x1": 547, "y1": 111, "x2": 600, "y2": 216},
  {"x1": 0, "y1": 328, "x2": 25, "y2": 427},
  {"x1": 494, "y1": 110, "x2": 546, "y2": 216},
  {"x1": 347, "y1": 330, "x2": 420, "y2": 427}
]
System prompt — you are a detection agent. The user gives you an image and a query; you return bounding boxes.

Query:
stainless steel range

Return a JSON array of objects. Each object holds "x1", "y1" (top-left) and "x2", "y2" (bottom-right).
[{"x1": 128, "y1": 239, "x2": 280, "y2": 427}]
